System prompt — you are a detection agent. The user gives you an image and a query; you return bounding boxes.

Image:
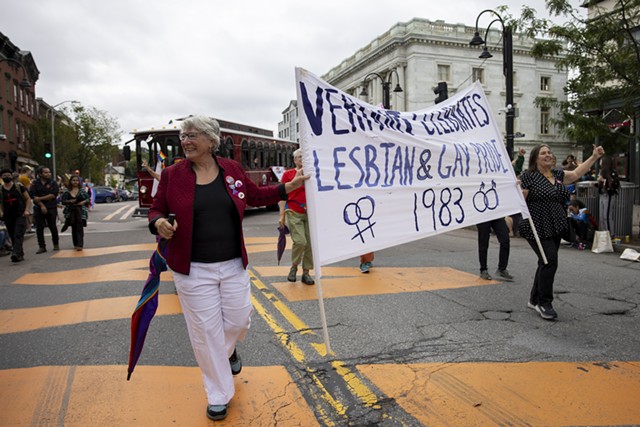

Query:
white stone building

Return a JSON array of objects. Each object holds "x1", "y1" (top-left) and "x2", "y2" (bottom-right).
[
  {"x1": 277, "y1": 100, "x2": 299, "y2": 142},
  {"x1": 103, "y1": 163, "x2": 125, "y2": 188},
  {"x1": 316, "y1": 18, "x2": 574, "y2": 160}
]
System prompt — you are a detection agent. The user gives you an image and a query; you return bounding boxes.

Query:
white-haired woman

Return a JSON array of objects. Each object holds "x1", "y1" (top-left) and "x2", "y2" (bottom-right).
[
  {"x1": 149, "y1": 116, "x2": 308, "y2": 421},
  {"x1": 279, "y1": 148, "x2": 315, "y2": 285}
]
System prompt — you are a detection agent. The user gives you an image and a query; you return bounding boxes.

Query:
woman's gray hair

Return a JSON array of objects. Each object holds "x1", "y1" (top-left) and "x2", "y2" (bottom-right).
[
  {"x1": 293, "y1": 148, "x2": 302, "y2": 158},
  {"x1": 181, "y1": 115, "x2": 221, "y2": 150}
]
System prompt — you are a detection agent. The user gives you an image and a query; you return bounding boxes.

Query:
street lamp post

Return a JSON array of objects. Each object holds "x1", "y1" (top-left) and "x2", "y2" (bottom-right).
[
  {"x1": 50, "y1": 100, "x2": 76, "y2": 179},
  {"x1": 359, "y1": 70, "x2": 403, "y2": 110},
  {"x1": 470, "y1": 10, "x2": 514, "y2": 160}
]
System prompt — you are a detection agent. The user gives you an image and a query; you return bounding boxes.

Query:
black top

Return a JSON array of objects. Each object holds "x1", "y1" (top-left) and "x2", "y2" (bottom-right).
[
  {"x1": 518, "y1": 169, "x2": 570, "y2": 240},
  {"x1": 191, "y1": 173, "x2": 242, "y2": 263},
  {"x1": 31, "y1": 179, "x2": 60, "y2": 210},
  {"x1": 2, "y1": 184, "x2": 28, "y2": 218}
]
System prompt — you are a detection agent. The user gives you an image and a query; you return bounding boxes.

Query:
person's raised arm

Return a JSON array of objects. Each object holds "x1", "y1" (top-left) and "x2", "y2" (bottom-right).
[
  {"x1": 142, "y1": 159, "x2": 161, "y2": 181},
  {"x1": 563, "y1": 145, "x2": 604, "y2": 184}
]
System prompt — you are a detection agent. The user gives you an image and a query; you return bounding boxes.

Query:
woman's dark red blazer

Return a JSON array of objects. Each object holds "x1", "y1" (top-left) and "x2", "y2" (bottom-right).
[{"x1": 148, "y1": 156, "x2": 286, "y2": 275}]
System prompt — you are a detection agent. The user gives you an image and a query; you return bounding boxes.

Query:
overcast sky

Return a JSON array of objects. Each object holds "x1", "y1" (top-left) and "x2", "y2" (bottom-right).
[{"x1": 3, "y1": 1, "x2": 576, "y2": 142}]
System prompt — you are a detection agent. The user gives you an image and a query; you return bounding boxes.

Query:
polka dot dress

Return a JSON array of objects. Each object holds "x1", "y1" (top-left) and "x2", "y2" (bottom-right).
[{"x1": 519, "y1": 169, "x2": 570, "y2": 240}]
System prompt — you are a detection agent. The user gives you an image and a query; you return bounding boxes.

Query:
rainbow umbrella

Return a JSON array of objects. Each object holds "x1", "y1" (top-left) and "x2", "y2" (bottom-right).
[{"x1": 127, "y1": 236, "x2": 170, "y2": 380}]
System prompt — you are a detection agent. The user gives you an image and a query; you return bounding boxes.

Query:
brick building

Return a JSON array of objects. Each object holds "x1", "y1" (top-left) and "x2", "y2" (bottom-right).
[{"x1": 0, "y1": 31, "x2": 39, "y2": 171}]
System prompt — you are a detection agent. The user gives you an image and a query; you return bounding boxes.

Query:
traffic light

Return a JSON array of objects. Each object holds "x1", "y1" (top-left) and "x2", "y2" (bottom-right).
[
  {"x1": 44, "y1": 142, "x2": 52, "y2": 159},
  {"x1": 434, "y1": 82, "x2": 448, "y2": 104}
]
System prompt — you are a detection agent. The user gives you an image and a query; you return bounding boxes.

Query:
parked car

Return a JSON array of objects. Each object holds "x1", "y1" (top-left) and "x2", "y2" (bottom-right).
[
  {"x1": 94, "y1": 186, "x2": 121, "y2": 202},
  {"x1": 120, "y1": 189, "x2": 133, "y2": 201},
  {"x1": 94, "y1": 187, "x2": 117, "y2": 203}
]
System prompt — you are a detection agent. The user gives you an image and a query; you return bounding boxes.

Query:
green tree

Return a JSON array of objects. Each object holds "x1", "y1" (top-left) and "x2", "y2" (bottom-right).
[
  {"x1": 29, "y1": 112, "x2": 79, "y2": 175},
  {"x1": 29, "y1": 116, "x2": 52, "y2": 166},
  {"x1": 514, "y1": 0, "x2": 639, "y2": 154},
  {"x1": 62, "y1": 103, "x2": 122, "y2": 183},
  {"x1": 29, "y1": 103, "x2": 121, "y2": 183}
]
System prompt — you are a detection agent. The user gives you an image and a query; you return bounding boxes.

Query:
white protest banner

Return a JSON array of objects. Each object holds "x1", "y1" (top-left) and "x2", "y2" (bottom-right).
[{"x1": 296, "y1": 68, "x2": 529, "y2": 276}]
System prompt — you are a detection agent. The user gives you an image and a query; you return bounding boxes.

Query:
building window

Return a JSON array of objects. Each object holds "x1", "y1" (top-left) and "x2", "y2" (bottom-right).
[
  {"x1": 241, "y1": 140, "x2": 250, "y2": 168},
  {"x1": 540, "y1": 107, "x2": 551, "y2": 134},
  {"x1": 13, "y1": 82, "x2": 18, "y2": 104},
  {"x1": 472, "y1": 67, "x2": 484, "y2": 84},
  {"x1": 540, "y1": 76, "x2": 551, "y2": 92},
  {"x1": 437, "y1": 64, "x2": 451, "y2": 82},
  {"x1": 4, "y1": 75, "x2": 10, "y2": 101},
  {"x1": 7, "y1": 111, "x2": 13, "y2": 142},
  {"x1": 16, "y1": 121, "x2": 21, "y2": 149}
]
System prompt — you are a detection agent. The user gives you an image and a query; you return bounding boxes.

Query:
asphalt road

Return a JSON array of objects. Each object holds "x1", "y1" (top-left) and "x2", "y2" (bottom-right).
[{"x1": 1, "y1": 201, "x2": 639, "y2": 426}]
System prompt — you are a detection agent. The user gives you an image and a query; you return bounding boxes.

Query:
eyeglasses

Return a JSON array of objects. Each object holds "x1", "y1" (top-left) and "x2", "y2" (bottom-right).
[{"x1": 179, "y1": 132, "x2": 202, "y2": 142}]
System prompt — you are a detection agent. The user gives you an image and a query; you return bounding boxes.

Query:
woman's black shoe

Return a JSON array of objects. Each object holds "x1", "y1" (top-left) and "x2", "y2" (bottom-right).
[
  {"x1": 229, "y1": 349, "x2": 242, "y2": 375},
  {"x1": 206, "y1": 404, "x2": 227, "y2": 420}
]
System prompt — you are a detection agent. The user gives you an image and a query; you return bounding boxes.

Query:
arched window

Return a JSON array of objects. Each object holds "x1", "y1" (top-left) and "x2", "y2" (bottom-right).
[
  {"x1": 268, "y1": 143, "x2": 276, "y2": 168},
  {"x1": 241, "y1": 140, "x2": 250, "y2": 168},
  {"x1": 225, "y1": 138, "x2": 234, "y2": 161},
  {"x1": 256, "y1": 142, "x2": 264, "y2": 169},
  {"x1": 249, "y1": 140, "x2": 256, "y2": 169},
  {"x1": 165, "y1": 136, "x2": 180, "y2": 160},
  {"x1": 286, "y1": 146, "x2": 294, "y2": 168},
  {"x1": 216, "y1": 138, "x2": 227, "y2": 158},
  {"x1": 276, "y1": 145, "x2": 283, "y2": 166}
]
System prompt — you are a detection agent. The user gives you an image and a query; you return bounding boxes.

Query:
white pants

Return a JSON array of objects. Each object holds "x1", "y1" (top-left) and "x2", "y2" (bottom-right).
[{"x1": 173, "y1": 258, "x2": 252, "y2": 405}]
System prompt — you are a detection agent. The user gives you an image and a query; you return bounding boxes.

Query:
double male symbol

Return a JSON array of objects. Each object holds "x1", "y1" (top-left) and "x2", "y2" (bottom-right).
[{"x1": 472, "y1": 180, "x2": 499, "y2": 212}]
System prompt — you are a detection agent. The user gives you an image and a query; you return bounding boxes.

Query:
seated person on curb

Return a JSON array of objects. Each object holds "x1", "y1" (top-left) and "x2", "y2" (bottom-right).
[{"x1": 567, "y1": 199, "x2": 595, "y2": 247}]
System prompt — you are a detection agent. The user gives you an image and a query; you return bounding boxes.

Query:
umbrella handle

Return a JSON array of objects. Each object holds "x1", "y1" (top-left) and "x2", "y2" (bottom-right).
[{"x1": 168, "y1": 213, "x2": 175, "y2": 225}]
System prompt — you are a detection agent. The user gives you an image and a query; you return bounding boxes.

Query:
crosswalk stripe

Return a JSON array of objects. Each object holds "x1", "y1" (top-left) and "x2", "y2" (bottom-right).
[
  {"x1": 102, "y1": 204, "x2": 131, "y2": 221},
  {"x1": 119, "y1": 205, "x2": 137, "y2": 220},
  {"x1": 0, "y1": 295, "x2": 181, "y2": 334},
  {"x1": 254, "y1": 266, "x2": 498, "y2": 301},
  {"x1": 0, "y1": 366, "x2": 319, "y2": 426},
  {"x1": 358, "y1": 361, "x2": 640, "y2": 426}
]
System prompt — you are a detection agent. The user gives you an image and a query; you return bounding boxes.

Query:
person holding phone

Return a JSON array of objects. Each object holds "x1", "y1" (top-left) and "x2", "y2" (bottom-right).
[{"x1": 148, "y1": 116, "x2": 308, "y2": 421}]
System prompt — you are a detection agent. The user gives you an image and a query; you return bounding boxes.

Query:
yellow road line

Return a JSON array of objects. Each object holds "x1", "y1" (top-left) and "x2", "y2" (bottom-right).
[
  {"x1": 251, "y1": 272, "x2": 314, "y2": 336},
  {"x1": 249, "y1": 294, "x2": 306, "y2": 364},
  {"x1": 250, "y1": 270, "x2": 381, "y2": 411},
  {"x1": 250, "y1": 293, "x2": 339, "y2": 425}
]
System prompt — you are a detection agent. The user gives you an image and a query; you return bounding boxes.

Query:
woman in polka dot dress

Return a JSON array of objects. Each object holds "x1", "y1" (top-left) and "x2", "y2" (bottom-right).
[{"x1": 519, "y1": 144, "x2": 604, "y2": 320}]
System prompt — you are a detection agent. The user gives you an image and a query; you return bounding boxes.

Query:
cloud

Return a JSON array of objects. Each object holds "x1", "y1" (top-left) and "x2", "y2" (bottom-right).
[{"x1": 3, "y1": 0, "x2": 567, "y2": 141}]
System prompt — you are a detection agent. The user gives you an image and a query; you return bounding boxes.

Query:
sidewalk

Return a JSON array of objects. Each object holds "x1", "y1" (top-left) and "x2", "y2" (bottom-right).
[{"x1": 615, "y1": 203, "x2": 640, "y2": 253}]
